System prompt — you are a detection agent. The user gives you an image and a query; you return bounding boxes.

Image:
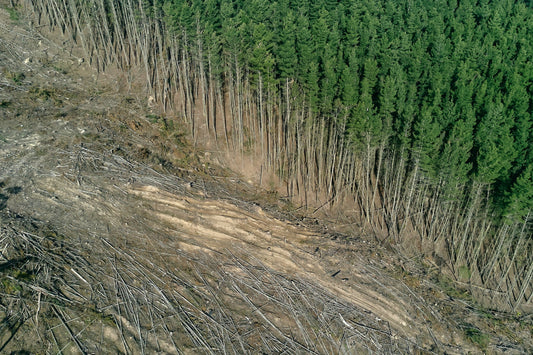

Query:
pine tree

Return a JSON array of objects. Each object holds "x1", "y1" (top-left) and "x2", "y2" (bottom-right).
[
  {"x1": 413, "y1": 107, "x2": 443, "y2": 181},
  {"x1": 277, "y1": 10, "x2": 297, "y2": 79},
  {"x1": 474, "y1": 101, "x2": 516, "y2": 185},
  {"x1": 505, "y1": 164, "x2": 533, "y2": 223}
]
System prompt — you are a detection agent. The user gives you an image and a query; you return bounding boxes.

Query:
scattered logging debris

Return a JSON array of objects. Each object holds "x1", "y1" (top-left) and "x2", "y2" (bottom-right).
[
  {"x1": 0, "y1": 222, "x2": 413, "y2": 353},
  {"x1": 0, "y1": 143, "x2": 415, "y2": 353}
]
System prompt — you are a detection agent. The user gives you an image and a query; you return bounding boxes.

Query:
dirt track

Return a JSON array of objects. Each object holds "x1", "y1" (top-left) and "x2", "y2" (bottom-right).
[{"x1": 1, "y1": 4, "x2": 531, "y2": 354}]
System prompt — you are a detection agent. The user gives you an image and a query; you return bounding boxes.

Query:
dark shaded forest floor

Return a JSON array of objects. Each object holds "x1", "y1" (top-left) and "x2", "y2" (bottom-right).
[{"x1": 0, "y1": 4, "x2": 531, "y2": 354}]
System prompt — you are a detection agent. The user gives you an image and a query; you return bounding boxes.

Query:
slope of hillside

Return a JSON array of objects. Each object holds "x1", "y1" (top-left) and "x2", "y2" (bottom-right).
[{"x1": 0, "y1": 4, "x2": 531, "y2": 354}]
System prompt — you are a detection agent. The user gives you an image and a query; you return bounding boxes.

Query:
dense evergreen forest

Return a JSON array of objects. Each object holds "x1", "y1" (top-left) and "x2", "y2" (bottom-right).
[{"x1": 24, "y1": 0, "x2": 532, "y2": 310}]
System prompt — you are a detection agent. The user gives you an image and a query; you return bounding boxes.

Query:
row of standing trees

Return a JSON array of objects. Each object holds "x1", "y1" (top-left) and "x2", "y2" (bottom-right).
[{"x1": 23, "y1": 0, "x2": 532, "y2": 310}]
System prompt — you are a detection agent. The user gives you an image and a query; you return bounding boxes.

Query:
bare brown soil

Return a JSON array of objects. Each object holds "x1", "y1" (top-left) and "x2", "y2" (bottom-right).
[{"x1": 0, "y1": 4, "x2": 531, "y2": 354}]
